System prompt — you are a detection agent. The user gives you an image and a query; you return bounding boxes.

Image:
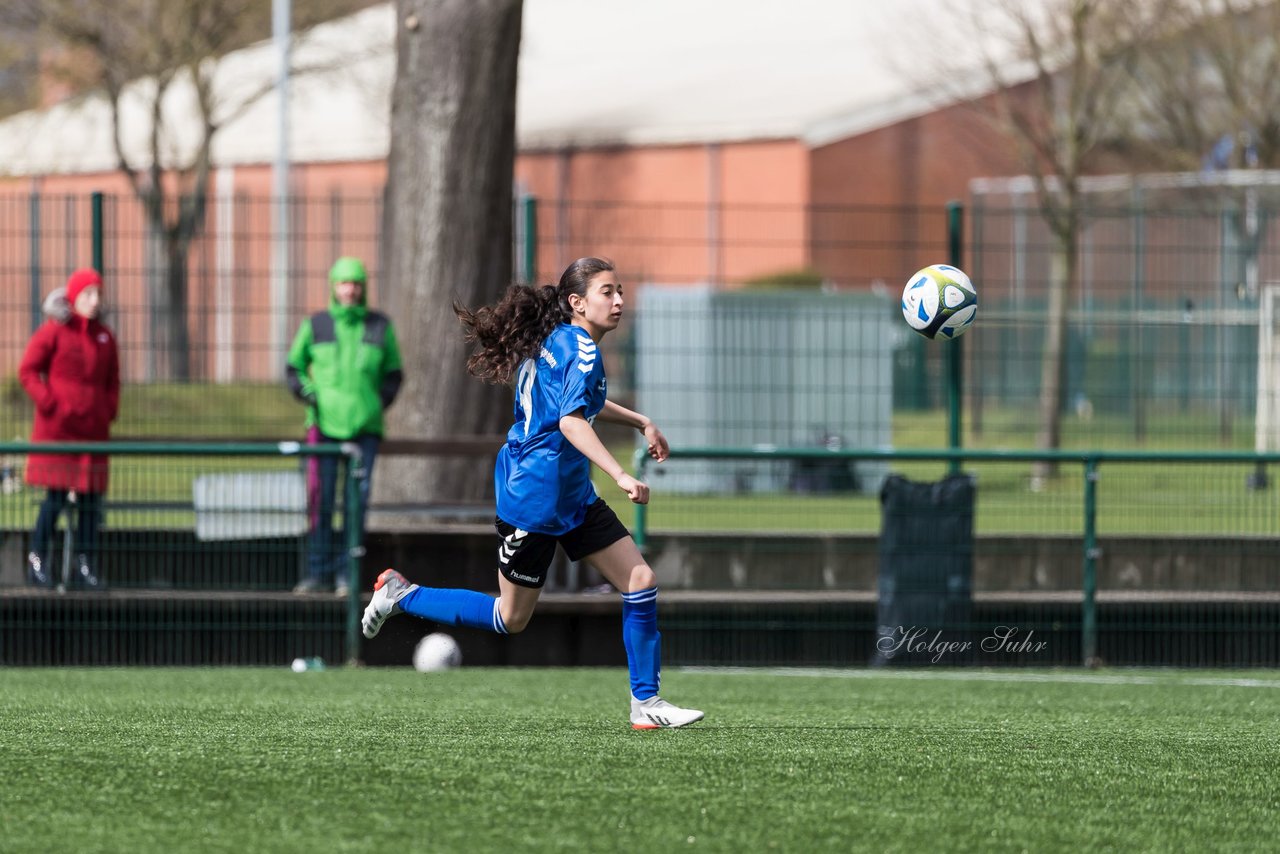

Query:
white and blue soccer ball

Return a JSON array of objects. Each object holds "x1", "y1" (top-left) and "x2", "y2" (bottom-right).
[
  {"x1": 901, "y1": 264, "x2": 978, "y2": 340},
  {"x1": 413, "y1": 632, "x2": 462, "y2": 672}
]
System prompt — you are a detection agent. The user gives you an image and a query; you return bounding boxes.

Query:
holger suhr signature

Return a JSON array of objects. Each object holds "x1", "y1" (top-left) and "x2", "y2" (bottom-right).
[{"x1": 877, "y1": 626, "x2": 1048, "y2": 663}]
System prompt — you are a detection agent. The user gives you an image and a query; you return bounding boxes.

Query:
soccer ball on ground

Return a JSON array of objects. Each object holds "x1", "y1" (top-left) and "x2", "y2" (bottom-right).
[
  {"x1": 901, "y1": 264, "x2": 977, "y2": 339},
  {"x1": 413, "y1": 632, "x2": 462, "y2": 672}
]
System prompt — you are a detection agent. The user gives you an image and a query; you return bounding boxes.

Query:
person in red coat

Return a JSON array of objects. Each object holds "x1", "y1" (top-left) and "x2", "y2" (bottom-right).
[{"x1": 19, "y1": 268, "x2": 120, "y2": 589}]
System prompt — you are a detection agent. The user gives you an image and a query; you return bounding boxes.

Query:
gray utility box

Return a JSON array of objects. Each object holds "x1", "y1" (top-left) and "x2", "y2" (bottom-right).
[{"x1": 636, "y1": 285, "x2": 894, "y2": 495}]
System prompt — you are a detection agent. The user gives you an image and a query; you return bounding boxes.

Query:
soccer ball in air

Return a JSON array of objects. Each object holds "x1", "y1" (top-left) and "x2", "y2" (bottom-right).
[
  {"x1": 901, "y1": 264, "x2": 978, "y2": 339},
  {"x1": 413, "y1": 632, "x2": 462, "y2": 672}
]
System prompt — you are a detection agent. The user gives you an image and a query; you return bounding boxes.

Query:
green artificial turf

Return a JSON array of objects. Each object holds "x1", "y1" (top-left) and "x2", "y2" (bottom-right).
[{"x1": 2, "y1": 667, "x2": 1277, "y2": 852}]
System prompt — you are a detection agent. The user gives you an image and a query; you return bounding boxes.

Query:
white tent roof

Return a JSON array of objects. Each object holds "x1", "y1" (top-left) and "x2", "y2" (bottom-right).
[{"x1": 0, "y1": 0, "x2": 1022, "y2": 176}]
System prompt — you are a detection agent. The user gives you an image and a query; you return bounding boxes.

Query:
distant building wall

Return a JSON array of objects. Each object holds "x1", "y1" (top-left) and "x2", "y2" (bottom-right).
[
  {"x1": 809, "y1": 99, "x2": 1020, "y2": 288},
  {"x1": 515, "y1": 139, "x2": 809, "y2": 286},
  {"x1": 2, "y1": 117, "x2": 1026, "y2": 382}
]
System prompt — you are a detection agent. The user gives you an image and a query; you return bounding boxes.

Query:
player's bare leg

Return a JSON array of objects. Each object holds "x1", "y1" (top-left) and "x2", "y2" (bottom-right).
[{"x1": 496, "y1": 574, "x2": 542, "y2": 634}]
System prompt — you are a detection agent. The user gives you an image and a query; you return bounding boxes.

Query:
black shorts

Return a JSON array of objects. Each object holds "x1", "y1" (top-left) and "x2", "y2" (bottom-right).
[{"x1": 495, "y1": 498, "x2": 631, "y2": 588}]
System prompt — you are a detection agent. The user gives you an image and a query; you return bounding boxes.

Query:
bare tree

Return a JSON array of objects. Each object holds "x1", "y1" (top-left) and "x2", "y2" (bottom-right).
[
  {"x1": 0, "y1": 16, "x2": 40, "y2": 116},
  {"x1": 949, "y1": 1, "x2": 1162, "y2": 484},
  {"x1": 1127, "y1": 0, "x2": 1280, "y2": 169},
  {"x1": 379, "y1": 0, "x2": 523, "y2": 504},
  {"x1": 1120, "y1": 0, "x2": 1280, "y2": 442},
  {"x1": 1, "y1": 0, "x2": 369, "y2": 380}
]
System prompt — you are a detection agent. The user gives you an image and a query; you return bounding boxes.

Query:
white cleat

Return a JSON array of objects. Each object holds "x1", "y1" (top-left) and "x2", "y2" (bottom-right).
[
  {"x1": 361, "y1": 568, "x2": 415, "y2": 639},
  {"x1": 630, "y1": 696, "x2": 705, "y2": 730}
]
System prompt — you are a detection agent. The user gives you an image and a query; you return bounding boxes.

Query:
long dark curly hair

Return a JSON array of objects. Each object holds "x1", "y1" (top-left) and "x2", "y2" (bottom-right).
[{"x1": 455, "y1": 257, "x2": 615, "y2": 384}]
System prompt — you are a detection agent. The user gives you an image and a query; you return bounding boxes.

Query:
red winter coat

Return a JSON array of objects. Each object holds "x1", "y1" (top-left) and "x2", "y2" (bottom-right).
[{"x1": 19, "y1": 315, "x2": 120, "y2": 493}]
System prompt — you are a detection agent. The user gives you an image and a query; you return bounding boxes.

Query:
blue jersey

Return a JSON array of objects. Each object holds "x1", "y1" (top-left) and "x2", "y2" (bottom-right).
[{"x1": 495, "y1": 323, "x2": 608, "y2": 534}]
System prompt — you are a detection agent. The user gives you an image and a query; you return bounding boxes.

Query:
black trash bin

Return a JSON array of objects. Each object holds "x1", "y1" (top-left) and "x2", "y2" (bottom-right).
[{"x1": 872, "y1": 473, "x2": 975, "y2": 665}]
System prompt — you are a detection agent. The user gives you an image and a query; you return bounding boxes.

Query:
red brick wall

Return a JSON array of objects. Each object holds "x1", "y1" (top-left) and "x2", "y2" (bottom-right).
[
  {"x1": 516, "y1": 140, "x2": 809, "y2": 286},
  {"x1": 809, "y1": 101, "x2": 1021, "y2": 288}
]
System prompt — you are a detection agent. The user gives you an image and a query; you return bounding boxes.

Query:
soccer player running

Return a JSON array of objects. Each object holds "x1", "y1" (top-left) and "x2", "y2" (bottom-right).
[{"x1": 361, "y1": 257, "x2": 703, "y2": 730}]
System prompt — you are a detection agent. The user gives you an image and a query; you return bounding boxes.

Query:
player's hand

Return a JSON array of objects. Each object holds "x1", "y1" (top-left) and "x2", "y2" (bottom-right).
[
  {"x1": 615, "y1": 472, "x2": 649, "y2": 504},
  {"x1": 642, "y1": 422, "x2": 669, "y2": 462}
]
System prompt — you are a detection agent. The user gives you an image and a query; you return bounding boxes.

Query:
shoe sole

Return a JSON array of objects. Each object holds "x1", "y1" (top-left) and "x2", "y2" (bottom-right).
[{"x1": 631, "y1": 713, "x2": 705, "y2": 730}]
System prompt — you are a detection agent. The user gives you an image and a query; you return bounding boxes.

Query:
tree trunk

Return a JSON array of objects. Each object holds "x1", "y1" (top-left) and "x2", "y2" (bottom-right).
[
  {"x1": 144, "y1": 208, "x2": 194, "y2": 381},
  {"x1": 145, "y1": 228, "x2": 165, "y2": 382},
  {"x1": 165, "y1": 237, "x2": 192, "y2": 381},
  {"x1": 379, "y1": 0, "x2": 523, "y2": 504},
  {"x1": 1031, "y1": 229, "x2": 1076, "y2": 488}
]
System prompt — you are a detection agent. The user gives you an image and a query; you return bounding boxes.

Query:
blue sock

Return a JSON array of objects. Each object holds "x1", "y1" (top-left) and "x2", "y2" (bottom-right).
[
  {"x1": 398, "y1": 587, "x2": 508, "y2": 634},
  {"x1": 622, "y1": 587, "x2": 661, "y2": 700}
]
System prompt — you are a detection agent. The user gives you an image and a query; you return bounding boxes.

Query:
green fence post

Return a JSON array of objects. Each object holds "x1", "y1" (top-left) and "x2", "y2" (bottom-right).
[
  {"x1": 344, "y1": 443, "x2": 366, "y2": 666},
  {"x1": 522, "y1": 193, "x2": 538, "y2": 284},
  {"x1": 1082, "y1": 456, "x2": 1099, "y2": 667},
  {"x1": 1131, "y1": 185, "x2": 1147, "y2": 443},
  {"x1": 947, "y1": 200, "x2": 964, "y2": 474},
  {"x1": 29, "y1": 191, "x2": 41, "y2": 333},
  {"x1": 633, "y1": 448, "x2": 649, "y2": 551},
  {"x1": 91, "y1": 191, "x2": 104, "y2": 273}
]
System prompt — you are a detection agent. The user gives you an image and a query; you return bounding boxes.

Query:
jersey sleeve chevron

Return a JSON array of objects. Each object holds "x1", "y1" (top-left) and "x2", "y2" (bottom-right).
[{"x1": 556, "y1": 328, "x2": 597, "y2": 418}]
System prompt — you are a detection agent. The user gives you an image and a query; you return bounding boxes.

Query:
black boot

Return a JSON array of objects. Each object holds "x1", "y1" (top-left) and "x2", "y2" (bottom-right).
[
  {"x1": 26, "y1": 552, "x2": 52, "y2": 588},
  {"x1": 73, "y1": 554, "x2": 103, "y2": 590}
]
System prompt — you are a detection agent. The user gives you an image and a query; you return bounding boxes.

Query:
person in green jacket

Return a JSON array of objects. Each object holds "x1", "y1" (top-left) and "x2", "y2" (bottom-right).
[{"x1": 286, "y1": 256, "x2": 403, "y2": 595}]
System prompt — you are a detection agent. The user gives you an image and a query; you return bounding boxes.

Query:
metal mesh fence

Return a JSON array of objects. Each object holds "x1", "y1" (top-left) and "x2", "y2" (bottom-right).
[
  {"x1": 1, "y1": 189, "x2": 1278, "y2": 668},
  {"x1": 0, "y1": 443, "x2": 361, "y2": 666},
  {"x1": 4, "y1": 189, "x2": 1274, "y2": 446},
  {"x1": 638, "y1": 451, "x2": 1280, "y2": 668},
  {"x1": 968, "y1": 175, "x2": 1280, "y2": 449}
]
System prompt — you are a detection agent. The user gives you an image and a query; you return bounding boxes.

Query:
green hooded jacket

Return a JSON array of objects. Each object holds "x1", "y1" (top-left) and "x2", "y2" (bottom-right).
[{"x1": 285, "y1": 261, "x2": 403, "y2": 439}]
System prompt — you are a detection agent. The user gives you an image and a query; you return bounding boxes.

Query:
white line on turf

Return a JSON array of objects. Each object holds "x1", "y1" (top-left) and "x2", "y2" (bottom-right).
[{"x1": 679, "y1": 667, "x2": 1280, "y2": 689}]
